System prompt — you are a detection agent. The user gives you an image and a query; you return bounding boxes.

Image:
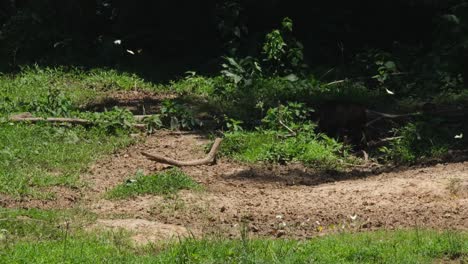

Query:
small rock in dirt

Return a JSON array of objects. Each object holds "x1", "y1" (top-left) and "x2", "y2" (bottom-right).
[
  {"x1": 276, "y1": 230, "x2": 286, "y2": 238},
  {"x1": 220, "y1": 206, "x2": 226, "y2": 212}
]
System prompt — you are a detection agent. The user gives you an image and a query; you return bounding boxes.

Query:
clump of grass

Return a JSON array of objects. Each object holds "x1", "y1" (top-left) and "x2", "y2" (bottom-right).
[
  {"x1": 106, "y1": 168, "x2": 201, "y2": 199},
  {"x1": 221, "y1": 131, "x2": 346, "y2": 169}
]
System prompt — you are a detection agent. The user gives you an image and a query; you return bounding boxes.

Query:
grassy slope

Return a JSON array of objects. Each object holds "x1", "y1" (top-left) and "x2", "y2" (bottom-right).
[
  {"x1": 0, "y1": 67, "x2": 153, "y2": 198},
  {"x1": 1, "y1": 67, "x2": 466, "y2": 262}
]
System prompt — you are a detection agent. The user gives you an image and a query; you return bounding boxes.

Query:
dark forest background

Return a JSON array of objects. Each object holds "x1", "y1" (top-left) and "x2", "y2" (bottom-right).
[{"x1": 1, "y1": 0, "x2": 467, "y2": 82}]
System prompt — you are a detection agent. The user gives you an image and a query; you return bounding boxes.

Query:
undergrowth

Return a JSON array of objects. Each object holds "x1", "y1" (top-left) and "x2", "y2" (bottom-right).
[
  {"x1": 222, "y1": 131, "x2": 346, "y2": 169},
  {"x1": 379, "y1": 119, "x2": 468, "y2": 164},
  {"x1": 220, "y1": 102, "x2": 350, "y2": 169}
]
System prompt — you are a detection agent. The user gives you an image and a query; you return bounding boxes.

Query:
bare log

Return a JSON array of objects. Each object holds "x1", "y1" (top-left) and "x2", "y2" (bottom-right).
[
  {"x1": 10, "y1": 115, "x2": 91, "y2": 125},
  {"x1": 142, "y1": 138, "x2": 223, "y2": 166},
  {"x1": 9, "y1": 112, "x2": 147, "y2": 130}
]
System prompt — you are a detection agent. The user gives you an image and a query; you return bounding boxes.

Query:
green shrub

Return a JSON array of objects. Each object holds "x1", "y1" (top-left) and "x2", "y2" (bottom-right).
[{"x1": 380, "y1": 120, "x2": 466, "y2": 164}]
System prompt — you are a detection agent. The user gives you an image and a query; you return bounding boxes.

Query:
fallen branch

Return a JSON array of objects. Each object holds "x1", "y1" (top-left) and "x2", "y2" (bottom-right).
[
  {"x1": 141, "y1": 138, "x2": 223, "y2": 166},
  {"x1": 10, "y1": 116, "x2": 91, "y2": 125},
  {"x1": 367, "y1": 136, "x2": 403, "y2": 147},
  {"x1": 324, "y1": 72, "x2": 409, "y2": 87},
  {"x1": 9, "y1": 112, "x2": 147, "y2": 130}
]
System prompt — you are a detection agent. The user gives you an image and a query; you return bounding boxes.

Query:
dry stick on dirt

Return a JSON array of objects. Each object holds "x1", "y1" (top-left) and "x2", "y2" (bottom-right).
[{"x1": 142, "y1": 138, "x2": 223, "y2": 166}]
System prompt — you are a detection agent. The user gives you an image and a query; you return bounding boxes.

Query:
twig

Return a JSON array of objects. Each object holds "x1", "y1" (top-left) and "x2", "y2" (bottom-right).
[
  {"x1": 324, "y1": 72, "x2": 409, "y2": 86},
  {"x1": 142, "y1": 138, "x2": 223, "y2": 166},
  {"x1": 367, "y1": 136, "x2": 403, "y2": 147},
  {"x1": 279, "y1": 120, "x2": 297, "y2": 136},
  {"x1": 324, "y1": 80, "x2": 346, "y2": 86}
]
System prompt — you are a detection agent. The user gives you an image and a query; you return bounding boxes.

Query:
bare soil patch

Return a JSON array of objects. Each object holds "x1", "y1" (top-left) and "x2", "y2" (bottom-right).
[
  {"x1": 83, "y1": 90, "x2": 174, "y2": 114},
  {"x1": 0, "y1": 186, "x2": 80, "y2": 210},
  {"x1": 82, "y1": 130, "x2": 468, "y2": 241},
  {"x1": 7, "y1": 83, "x2": 466, "y2": 243}
]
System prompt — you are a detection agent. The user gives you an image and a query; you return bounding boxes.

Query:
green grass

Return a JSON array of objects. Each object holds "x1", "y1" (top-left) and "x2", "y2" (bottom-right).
[
  {"x1": 0, "y1": 208, "x2": 95, "y2": 242},
  {"x1": 0, "y1": 123, "x2": 133, "y2": 198},
  {"x1": 106, "y1": 168, "x2": 201, "y2": 199},
  {"x1": 0, "y1": 229, "x2": 465, "y2": 263},
  {"x1": 221, "y1": 130, "x2": 347, "y2": 169},
  {"x1": 0, "y1": 66, "x2": 163, "y2": 198},
  {"x1": 0, "y1": 65, "x2": 159, "y2": 115}
]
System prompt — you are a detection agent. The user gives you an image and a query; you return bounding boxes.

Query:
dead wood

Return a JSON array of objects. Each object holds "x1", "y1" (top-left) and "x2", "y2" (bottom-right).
[
  {"x1": 141, "y1": 138, "x2": 223, "y2": 166},
  {"x1": 9, "y1": 114, "x2": 92, "y2": 125},
  {"x1": 367, "y1": 136, "x2": 404, "y2": 147},
  {"x1": 9, "y1": 112, "x2": 147, "y2": 130}
]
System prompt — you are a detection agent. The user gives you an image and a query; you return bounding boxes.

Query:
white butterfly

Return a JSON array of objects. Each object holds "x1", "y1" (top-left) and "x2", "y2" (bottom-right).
[
  {"x1": 113, "y1": 39, "x2": 121, "y2": 45},
  {"x1": 126, "y1": 49, "x2": 135, "y2": 55},
  {"x1": 385, "y1": 88, "x2": 395, "y2": 95},
  {"x1": 454, "y1": 133, "x2": 463, "y2": 139}
]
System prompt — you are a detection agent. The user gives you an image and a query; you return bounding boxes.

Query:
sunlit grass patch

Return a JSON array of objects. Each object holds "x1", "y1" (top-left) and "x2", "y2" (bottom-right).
[
  {"x1": 106, "y1": 168, "x2": 201, "y2": 199},
  {"x1": 221, "y1": 130, "x2": 346, "y2": 170},
  {"x1": 0, "y1": 123, "x2": 133, "y2": 198}
]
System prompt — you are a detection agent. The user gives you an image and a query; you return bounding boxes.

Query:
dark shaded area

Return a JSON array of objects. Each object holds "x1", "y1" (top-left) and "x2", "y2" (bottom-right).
[
  {"x1": 1, "y1": 0, "x2": 465, "y2": 81},
  {"x1": 222, "y1": 152, "x2": 468, "y2": 186},
  {"x1": 222, "y1": 165, "x2": 374, "y2": 186}
]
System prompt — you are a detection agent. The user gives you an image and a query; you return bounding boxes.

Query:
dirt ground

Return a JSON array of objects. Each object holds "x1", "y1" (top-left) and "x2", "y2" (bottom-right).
[
  {"x1": 3, "y1": 87, "x2": 467, "y2": 244},
  {"x1": 74, "y1": 130, "x2": 467, "y2": 243}
]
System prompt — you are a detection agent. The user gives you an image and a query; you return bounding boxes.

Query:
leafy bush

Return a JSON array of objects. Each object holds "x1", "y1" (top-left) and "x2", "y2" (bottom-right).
[
  {"x1": 221, "y1": 102, "x2": 346, "y2": 168},
  {"x1": 380, "y1": 120, "x2": 466, "y2": 164},
  {"x1": 29, "y1": 88, "x2": 74, "y2": 117},
  {"x1": 262, "y1": 17, "x2": 305, "y2": 75},
  {"x1": 261, "y1": 102, "x2": 314, "y2": 131},
  {"x1": 221, "y1": 56, "x2": 262, "y2": 87},
  {"x1": 82, "y1": 107, "x2": 136, "y2": 134},
  {"x1": 160, "y1": 100, "x2": 201, "y2": 130}
]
